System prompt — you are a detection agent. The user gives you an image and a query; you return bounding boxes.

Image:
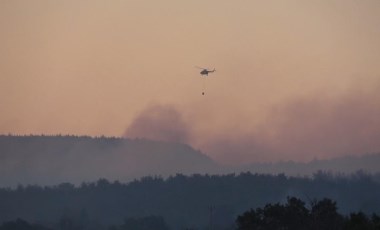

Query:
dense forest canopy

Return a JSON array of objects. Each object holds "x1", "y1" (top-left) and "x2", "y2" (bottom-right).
[
  {"x1": 236, "y1": 197, "x2": 380, "y2": 230},
  {"x1": 2, "y1": 196, "x2": 380, "y2": 230},
  {"x1": 1, "y1": 172, "x2": 380, "y2": 229}
]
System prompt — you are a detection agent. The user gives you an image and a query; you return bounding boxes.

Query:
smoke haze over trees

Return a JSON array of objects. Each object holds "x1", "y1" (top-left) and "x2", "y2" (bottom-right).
[
  {"x1": 1, "y1": 1, "x2": 380, "y2": 229},
  {"x1": 1, "y1": 135, "x2": 380, "y2": 229}
]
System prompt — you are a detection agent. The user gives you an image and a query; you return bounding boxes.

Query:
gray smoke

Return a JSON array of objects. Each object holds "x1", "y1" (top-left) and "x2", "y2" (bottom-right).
[
  {"x1": 201, "y1": 82, "x2": 380, "y2": 164},
  {"x1": 124, "y1": 104, "x2": 191, "y2": 143}
]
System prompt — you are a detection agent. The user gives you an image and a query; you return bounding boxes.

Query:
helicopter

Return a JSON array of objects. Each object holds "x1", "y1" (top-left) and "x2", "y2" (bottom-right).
[
  {"x1": 195, "y1": 66, "x2": 216, "y2": 76},
  {"x1": 195, "y1": 66, "x2": 216, "y2": 95}
]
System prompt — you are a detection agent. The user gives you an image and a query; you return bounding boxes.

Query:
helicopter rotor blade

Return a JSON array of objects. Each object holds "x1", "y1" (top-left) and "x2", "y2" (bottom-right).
[{"x1": 195, "y1": 66, "x2": 206, "y2": 70}]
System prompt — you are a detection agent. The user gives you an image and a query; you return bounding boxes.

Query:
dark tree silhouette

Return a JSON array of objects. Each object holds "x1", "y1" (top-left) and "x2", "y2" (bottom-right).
[
  {"x1": 344, "y1": 212, "x2": 372, "y2": 230},
  {"x1": 310, "y1": 198, "x2": 343, "y2": 230},
  {"x1": 236, "y1": 197, "x2": 310, "y2": 230},
  {"x1": 0, "y1": 219, "x2": 52, "y2": 230},
  {"x1": 284, "y1": 197, "x2": 310, "y2": 230},
  {"x1": 237, "y1": 198, "x2": 380, "y2": 230}
]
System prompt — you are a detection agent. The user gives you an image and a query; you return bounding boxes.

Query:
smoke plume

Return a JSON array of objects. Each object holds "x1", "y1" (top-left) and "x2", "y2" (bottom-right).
[
  {"x1": 123, "y1": 80, "x2": 380, "y2": 165},
  {"x1": 200, "y1": 82, "x2": 380, "y2": 164},
  {"x1": 124, "y1": 104, "x2": 191, "y2": 143}
]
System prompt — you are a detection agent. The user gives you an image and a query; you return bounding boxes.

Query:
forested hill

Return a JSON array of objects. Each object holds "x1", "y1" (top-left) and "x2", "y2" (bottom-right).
[
  {"x1": 2, "y1": 135, "x2": 380, "y2": 187},
  {"x1": 0, "y1": 135, "x2": 218, "y2": 187}
]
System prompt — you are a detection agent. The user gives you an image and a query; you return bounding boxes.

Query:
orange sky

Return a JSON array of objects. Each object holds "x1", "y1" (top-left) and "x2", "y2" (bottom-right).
[{"x1": 1, "y1": 1, "x2": 380, "y2": 164}]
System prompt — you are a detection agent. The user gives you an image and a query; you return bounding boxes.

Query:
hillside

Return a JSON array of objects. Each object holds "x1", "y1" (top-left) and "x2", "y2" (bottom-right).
[
  {"x1": 0, "y1": 135, "x2": 218, "y2": 187},
  {"x1": 1, "y1": 135, "x2": 380, "y2": 187}
]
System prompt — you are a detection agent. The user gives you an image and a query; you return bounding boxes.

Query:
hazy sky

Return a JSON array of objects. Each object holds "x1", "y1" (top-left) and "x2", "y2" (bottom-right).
[{"x1": 1, "y1": 0, "x2": 380, "y2": 164}]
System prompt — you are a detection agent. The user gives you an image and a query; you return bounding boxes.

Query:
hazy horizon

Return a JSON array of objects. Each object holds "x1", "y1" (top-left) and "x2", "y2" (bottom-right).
[{"x1": 1, "y1": 1, "x2": 380, "y2": 164}]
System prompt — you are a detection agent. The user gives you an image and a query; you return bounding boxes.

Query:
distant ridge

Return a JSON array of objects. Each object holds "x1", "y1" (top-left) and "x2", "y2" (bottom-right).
[
  {"x1": 1, "y1": 135, "x2": 380, "y2": 187},
  {"x1": 235, "y1": 153, "x2": 380, "y2": 176},
  {"x1": 0, "y1": 135, "x2": 219, "y2": 187}
]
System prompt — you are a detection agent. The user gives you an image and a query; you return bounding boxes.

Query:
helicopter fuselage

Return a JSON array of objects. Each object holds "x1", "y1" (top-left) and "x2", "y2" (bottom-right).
[{"x1": 200, "y1": 69, "x2": 215, "y2": 76}]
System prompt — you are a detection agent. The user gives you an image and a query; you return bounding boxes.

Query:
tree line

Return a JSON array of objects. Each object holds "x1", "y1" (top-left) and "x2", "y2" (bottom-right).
[
  {"x1": 1, "y1": 197, "x2": 379, "y2": 230},
  {"x1": 1, "y1": 172, "x2": 380, "y2": 229},
  {"x1": 237, "y1": 197, "x2": 380, "y2": 230}
]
